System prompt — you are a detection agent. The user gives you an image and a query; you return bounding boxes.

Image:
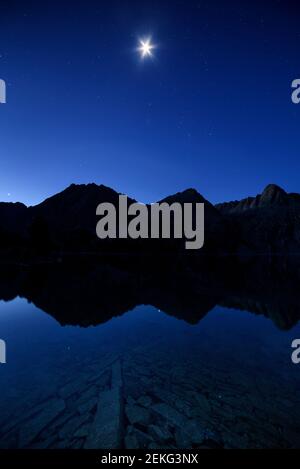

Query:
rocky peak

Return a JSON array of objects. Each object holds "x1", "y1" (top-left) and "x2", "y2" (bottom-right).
[{"x1": 259, "y1": 184, "x2": 287, "y2": 206}]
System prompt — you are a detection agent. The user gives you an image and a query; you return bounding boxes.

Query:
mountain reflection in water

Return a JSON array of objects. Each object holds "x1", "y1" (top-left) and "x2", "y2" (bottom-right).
[
  {"x1": 0, "y1": 254, "x2": 300, "y2": 449},
  {"x1": 0, "y1": 254, "x2": 300, "y2": 329}
]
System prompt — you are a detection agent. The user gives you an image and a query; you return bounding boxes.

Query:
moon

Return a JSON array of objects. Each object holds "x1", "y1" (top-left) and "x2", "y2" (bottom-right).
[{"x1": 138, "y1": 37, "x2": 155, "y2": 59}]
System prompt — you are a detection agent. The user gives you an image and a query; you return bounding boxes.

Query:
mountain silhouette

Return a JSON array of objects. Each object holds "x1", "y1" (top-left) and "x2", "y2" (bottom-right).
[
  {"x1": 216, "y1": 184, "x2": 300, "y2": 253},
  {"x1": 0, "y1": 182, "x2": 300, "y2": 257}
]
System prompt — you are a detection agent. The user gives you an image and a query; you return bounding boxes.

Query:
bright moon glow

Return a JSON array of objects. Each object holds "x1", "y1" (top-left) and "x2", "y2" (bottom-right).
[{"x1": 138, "y1": 38, "x2": 155, "y2": 58}]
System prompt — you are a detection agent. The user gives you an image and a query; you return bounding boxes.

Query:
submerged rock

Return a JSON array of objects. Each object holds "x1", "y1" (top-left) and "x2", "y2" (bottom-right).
[
  {"x1": 125, "y1": 404, "x2": 151, "y2": 426},
  {"x1": 73, "y1": 423, "x2": 91, "y2": 439},
  {"x1": 19, "y1": 398, "x2": 66, "y2": 448},
  {"x1": 124, "y1": 432, "x2": 139, "y2": 449},
  {"x1": 84, "y1": 387, "x2": 123, "y2": 449},
  {"x1": 151, "y1": 403, "x2": 187, "y2": 428},
  {"x1": 175, "y1": 428, "x2": 192, "y2": 448},
  {"x1": 59, "y1": 379, "x2": 88, "y2": 399},
  {"x1": 77, "y1": 397, "x2": 98, "y2": 416},
  {"x1": 130, "y1": 428, "x2": 154, "y2": 448},
  {"x1": 58, "y1": 413, "x2": 89, "y2": 440},
  {"x1": 148, "y1": 424, "x2": 173, "y2": 442},
  {"x1": 137, "y1": 395, "x2": 152, "y2": 408}
]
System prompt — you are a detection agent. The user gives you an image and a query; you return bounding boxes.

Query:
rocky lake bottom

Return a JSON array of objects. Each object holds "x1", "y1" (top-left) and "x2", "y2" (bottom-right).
[{"x1": 0, "y1": 298, "x2": 300, "y2": 449}]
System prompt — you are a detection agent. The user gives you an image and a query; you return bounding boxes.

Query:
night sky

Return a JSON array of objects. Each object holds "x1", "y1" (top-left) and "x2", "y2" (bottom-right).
[{"x1": 0, "y1": 0, "x2": 299, "y2": 206}]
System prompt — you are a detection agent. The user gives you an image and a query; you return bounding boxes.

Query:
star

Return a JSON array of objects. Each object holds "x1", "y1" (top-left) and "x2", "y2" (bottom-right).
[{"x1": 138, "y1": 37, "x2": 155, "y2": 59}]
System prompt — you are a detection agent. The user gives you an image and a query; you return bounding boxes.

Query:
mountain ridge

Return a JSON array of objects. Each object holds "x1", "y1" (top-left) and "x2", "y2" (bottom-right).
[
  {"x1": 1, "y1": 182, "x2": 293, "y2": 210},
  {"x1": 0, "y1": 182, "x2": 300, "y2": 256}
]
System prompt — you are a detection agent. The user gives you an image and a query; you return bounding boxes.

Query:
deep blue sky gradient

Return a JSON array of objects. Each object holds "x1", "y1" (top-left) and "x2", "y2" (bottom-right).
[{"x1": 0, "y1": 0, "x2": 299, "y2": 205}]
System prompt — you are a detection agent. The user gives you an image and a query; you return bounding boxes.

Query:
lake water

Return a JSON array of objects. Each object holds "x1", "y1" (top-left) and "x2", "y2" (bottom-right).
[{"x1": 0, "y1": 295, "x2": 300, "y2": 449}]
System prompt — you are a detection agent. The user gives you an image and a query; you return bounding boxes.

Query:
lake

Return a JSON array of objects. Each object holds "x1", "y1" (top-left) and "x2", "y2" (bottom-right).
[{"x1": 0, "y1": 283, "x2": 299, "y2": 449}]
